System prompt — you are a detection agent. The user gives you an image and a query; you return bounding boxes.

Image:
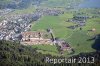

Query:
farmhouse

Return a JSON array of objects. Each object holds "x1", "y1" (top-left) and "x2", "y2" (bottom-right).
[
  {"x1": 56, "y1": 40, "x2": 74, "y2": 54},
  {"x1": 21, "y1": 31, "x2": 53, "y2": 45},
  {"x1": 73, "y1": 15, "x2": 90, "y2": 20}
]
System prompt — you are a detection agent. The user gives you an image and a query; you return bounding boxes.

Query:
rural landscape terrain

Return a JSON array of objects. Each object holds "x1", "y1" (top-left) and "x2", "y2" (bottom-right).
[{"x1": 0, "y1": 0, "x2": 100, "y2": 66}]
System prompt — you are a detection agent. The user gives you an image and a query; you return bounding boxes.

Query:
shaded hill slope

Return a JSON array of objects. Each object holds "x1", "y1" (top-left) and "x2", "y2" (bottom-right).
[{"x1": 0, "y1": 40, "x2": 100, "y2": 66}]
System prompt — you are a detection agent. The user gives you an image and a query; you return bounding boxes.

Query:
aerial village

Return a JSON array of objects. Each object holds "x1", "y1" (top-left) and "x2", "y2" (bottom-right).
[
  {"x1": 0, "y1": 0, "x2": 100, "y2": 66},
  {"x1": 0, "y1": 7, "x2": 97, "y2": 55},
  {"x1": 0, "y1": 8, "x2": 74, "y2": 54}
]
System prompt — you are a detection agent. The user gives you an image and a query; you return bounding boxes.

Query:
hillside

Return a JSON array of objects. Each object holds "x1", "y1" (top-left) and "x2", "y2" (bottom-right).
[
  {"x1": 0, "y1": 40, "x2": 100, "y2": 66},
  {"x1": 0, "y1": 40, "x2": 55, "y2": 66},
  {"x1": 0, "y1": 40, "x2": 41, "y2": 66}
]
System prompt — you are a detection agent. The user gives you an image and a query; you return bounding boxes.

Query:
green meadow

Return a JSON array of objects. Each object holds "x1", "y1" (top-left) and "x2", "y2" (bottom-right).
[
  {"x1": 32, "y1": 45, "x2": 60, "y2": 56},
  {"x1": 31, "y1": 14, "x2": 74, "y2": 39},
  {"x1": 31, "y1": 10, "x2": 100, "y2": 56}
]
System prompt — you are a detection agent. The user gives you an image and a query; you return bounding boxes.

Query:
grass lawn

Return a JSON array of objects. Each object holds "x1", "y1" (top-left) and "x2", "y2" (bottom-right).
[
  {"x1": 37, "y1": 50, "x2": 60, "y2": 56},
  {"x1": 84, "y1": 18, "x2": 100, "y2": 36},
  {"x1": 67, "y1": 31, "x2": 95, "y2": 55},
  {"x1": 32, "y1": 45, "x2": 58, "y2": 53},
  {"x1": 31, "y1": 15, "x2": 74, "y2": 39},
  {"x1": 32, "y1": 45, "x2": 60, "y2": 56}
]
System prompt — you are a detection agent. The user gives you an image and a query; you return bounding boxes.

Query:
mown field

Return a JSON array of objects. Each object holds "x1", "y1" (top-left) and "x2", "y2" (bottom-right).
[
  {"x1": 31, "y1": 13, "x2": 74, "y2": 39},
  {"x1": 31, "y1": 10, "x2": 100, "y2": 56}
]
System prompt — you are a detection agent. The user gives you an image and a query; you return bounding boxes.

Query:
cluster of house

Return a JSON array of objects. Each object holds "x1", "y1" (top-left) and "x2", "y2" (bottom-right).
[
  {"x1": 55, "y1": 40, "x2": 74, "y2": 54},
  {"x1": 67, "y1": 15, "x2": 90, "y2": 29},
  {"x1": 21, "y1": 31, "x2": 53, "y2": 45},
  {"x1": 0, "y1": 13, "x2": 41, "y2": 41},
  {"x1": 36, "y1": 8, "x2": 64, "y2": 16}
]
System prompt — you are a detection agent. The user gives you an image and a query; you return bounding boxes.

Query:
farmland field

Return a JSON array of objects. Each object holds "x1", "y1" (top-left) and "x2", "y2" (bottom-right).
[
  {"x1": 31, "y1": 10, "x2": 100, "y2": 56},
  {"x1": 31, "y1": 15, "x2": 74, "y2": 39}
]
